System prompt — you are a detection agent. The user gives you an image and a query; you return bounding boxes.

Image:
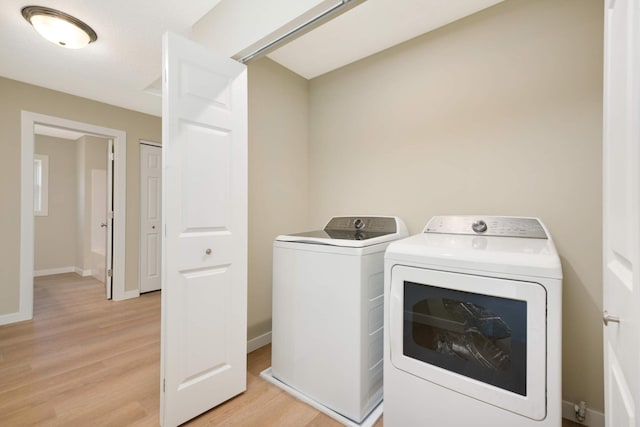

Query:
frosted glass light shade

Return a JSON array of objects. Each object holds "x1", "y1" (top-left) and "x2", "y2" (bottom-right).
[{"x1": 22, "y1": 6, "x2": 97, "y2": 49}]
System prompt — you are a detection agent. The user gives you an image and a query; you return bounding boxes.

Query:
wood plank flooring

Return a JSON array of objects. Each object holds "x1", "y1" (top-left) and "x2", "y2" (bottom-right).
[{"x1": 0, "y1": 273, "x2": 583, "y2": 426}]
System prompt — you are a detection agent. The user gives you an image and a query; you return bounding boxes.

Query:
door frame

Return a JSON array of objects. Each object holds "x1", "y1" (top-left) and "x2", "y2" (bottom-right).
[
  {"x1": 18, "y1": 111, "x2": 128, "y2": 322},
  {"x1": 139, "y1": 139, "x2": 162, "y2": 293}
]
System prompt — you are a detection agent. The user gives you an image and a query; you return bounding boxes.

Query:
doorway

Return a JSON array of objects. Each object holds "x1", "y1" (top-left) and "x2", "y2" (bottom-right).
[
  {"x1": 19, "y1": 111, "x2": 128, "y2": 322},
  {"x1": 32, "y1": 128, "x2": 111, "y2": 295}
]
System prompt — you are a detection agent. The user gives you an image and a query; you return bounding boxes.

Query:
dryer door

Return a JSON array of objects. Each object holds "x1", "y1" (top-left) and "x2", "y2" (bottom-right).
[{"x1": 389, "y1": 265, "x2": 547, "y2": 420}]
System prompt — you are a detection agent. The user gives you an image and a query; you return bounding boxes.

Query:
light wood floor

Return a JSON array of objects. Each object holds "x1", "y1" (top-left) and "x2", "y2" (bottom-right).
[{"x1": 0, "y1": 273, "x2": 582, "y2": 426}]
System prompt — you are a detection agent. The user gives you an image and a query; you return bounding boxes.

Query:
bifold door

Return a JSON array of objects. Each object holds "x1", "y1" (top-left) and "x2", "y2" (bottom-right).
[{"x1": 160, "y1": 32, "x2": 248, "y2": 427}]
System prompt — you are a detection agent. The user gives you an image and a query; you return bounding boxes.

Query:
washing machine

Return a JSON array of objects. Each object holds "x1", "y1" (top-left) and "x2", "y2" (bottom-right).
[
  {"x1": 384, "y1": 216, "x2": 562, "y2": 427},
  {"x1": 271, "y1": 216, "x2": 408, "y2": 424}
]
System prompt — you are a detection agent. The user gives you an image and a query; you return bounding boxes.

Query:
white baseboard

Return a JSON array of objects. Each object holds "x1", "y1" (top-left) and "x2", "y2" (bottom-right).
[
  {"x1": 562, "y1": 400, "x2": 605, "y2": 427},
  {"x1": 75, "y1": 267, "x2": 93, "y2": 277},
  {"x1": 34, "y1": 266, "x2": 75, "y2": 277},
  {"x1": 0, "y1": 310, "x2": 31, "y2": 326},
  {"x1": 247, "y1": 331, "x2": 272, "y2": 353}
]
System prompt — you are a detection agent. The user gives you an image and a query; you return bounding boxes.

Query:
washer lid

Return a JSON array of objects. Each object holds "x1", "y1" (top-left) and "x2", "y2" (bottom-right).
[{"x1": 276, "y1": 216, "x2": 408, "y2": 247}]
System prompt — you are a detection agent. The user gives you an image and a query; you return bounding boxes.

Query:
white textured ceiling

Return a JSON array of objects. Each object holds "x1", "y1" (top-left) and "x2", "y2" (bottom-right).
[{"x1": 0, "y1": 0, "x2": 503, "y2": 117}]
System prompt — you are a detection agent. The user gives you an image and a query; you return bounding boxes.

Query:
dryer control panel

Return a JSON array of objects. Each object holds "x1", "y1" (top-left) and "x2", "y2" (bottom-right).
[{"x1": 424, "y1": 216, "x2": 548, "y2": 239}]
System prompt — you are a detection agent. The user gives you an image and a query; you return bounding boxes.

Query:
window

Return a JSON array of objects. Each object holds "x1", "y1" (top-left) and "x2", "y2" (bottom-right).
[{"x1": 34, "y1": 154, "x2": 49, "y2": 216}]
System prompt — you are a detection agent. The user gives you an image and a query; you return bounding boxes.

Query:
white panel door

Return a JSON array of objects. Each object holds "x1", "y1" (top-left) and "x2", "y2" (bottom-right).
[
  {"x1": 140, "y1": 143, "x2": 162, "y2": 293},
  {"x1": 106, "y1": 139, "x2": 114, "y2": 299},
  {"x1": 603, "y1": 0, "x2": 640, "y2": 425},
  {"x1": 160, "y1": 32, "x2": 248, "y2": 427}
]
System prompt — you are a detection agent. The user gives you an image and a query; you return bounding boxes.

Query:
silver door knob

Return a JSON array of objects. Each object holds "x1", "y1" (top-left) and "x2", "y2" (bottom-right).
[
  {"x1": 603, "y1": 310, "x2": 620, "y2": 326},
  {"x1": 205, "y1": 248, "x2": 212, "y2": 255}
]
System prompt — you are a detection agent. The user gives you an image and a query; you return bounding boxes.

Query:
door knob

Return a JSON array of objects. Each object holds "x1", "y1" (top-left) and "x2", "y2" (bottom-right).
[
  {"x1": 603, "y1": 310, "x2": 620, "y2": 326},
  {"x1": 205, "y1": 248, "x2": 212, "y2": 255},
  {"x1": 100, "y1": 222, "x2": 107, "y2": 228}
]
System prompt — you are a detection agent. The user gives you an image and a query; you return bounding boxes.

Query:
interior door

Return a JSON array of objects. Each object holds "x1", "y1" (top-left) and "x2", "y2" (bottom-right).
[
  {"x1": 105, "y1": 139, "x2": 114, "y2": 299},
  {"x1": 603, "y1": 0, "x2": 640, "y2": 425},
  {"x1": 160, "y1": 32, "x2": 248, "y2": 427},
  {"x1": 140, "y1": 143, "x2": 162, "y2": 293}
]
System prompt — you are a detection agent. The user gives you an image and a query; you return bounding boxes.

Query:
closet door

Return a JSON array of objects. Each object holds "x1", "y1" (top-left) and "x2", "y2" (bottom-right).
[{"x1": 160, "y1": 32, "x2": 248, "y2": 427}]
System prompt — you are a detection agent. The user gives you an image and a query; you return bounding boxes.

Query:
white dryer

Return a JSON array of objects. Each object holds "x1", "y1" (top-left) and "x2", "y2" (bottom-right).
[
  {"x1": 384, "y1": 216, "x2": 562, "y2": 427},
  {"x1": 271, "y1": 216, "x2": 408, "y2": 424}
]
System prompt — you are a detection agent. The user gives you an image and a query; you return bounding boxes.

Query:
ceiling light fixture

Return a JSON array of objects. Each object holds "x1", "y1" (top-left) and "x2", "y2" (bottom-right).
[{"x1": 21, "y1": 6, "x2": 97, "y2": 49}]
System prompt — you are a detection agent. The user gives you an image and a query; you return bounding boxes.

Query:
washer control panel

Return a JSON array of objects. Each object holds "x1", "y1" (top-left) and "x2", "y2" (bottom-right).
[
  {"x1": 424, "y1": 216, "x2": 548, "y2": 239},
  {"x1": 325, "y1": 216, "x2": 397, "y2": 234}
]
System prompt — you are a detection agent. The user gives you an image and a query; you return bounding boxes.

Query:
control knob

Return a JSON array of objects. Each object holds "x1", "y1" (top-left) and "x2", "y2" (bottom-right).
[{"x1": 472, "y1": 219, "x2": 488, "y2": 233}]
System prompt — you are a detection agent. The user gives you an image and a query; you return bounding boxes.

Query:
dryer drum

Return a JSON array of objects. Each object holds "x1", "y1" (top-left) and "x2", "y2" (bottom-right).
[{"x1": 412, "y1": 298, "x2": 512, "y2": 371}]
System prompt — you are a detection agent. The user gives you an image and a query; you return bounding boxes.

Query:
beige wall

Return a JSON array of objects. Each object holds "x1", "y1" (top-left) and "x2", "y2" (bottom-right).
[
  {"x1": 34, "y1": 135, "x2": 78, "y2": 271},
  {"x1": 308, "y1": 0, "x2": 603, "y2": 411},
  {"x1": 247, "y1": 58, "x2": 310, "y2": 339},
  {"x1": 0, "y1": 77, "x2": 161, "y2": 315}
]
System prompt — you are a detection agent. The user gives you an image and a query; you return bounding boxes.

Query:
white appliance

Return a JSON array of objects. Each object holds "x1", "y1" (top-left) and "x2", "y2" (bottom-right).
[
  {"x1": 384, "y1": 216, "x2": 562, "y2": 427},
  {"x1": 271, "y1": 216, "x2": 408, "y2": 424}
]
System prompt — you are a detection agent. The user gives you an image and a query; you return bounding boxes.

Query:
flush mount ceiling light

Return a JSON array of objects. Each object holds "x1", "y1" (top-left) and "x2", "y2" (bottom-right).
[{"x1": 21, "y1": 6, "x2": 97, "y2": 49}]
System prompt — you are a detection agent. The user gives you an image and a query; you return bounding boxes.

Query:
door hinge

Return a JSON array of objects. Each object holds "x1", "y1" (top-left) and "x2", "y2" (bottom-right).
[
  {"x1": 163, "y1": 379, "x2": 166, "y2": 392},
  {"x1": 108, "y1": 211, "x2": 114, "y2": 220},
  {"x1": 107, "y1": 269, "x2": 113, "y2": 277},
  {"x1": 109, "y1": 152, "x2": 115, "y2": 161}
]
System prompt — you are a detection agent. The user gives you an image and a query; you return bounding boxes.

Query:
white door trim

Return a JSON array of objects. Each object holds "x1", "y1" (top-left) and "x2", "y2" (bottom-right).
[
  {"x1": 140, "y1": 139, "x2": 162, "y2": 148},
  {"x1": 17, "y1": 111, "x2": 128, "y2": 323}
]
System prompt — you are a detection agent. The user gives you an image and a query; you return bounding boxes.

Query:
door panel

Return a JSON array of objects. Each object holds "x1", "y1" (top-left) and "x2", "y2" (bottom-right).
[
  {"x1": 161, "y1": 32, "x2": 247, "y2": 427},
  {"x1": 140, "y1": 143, "x2": 162, "y2": 293},
  {"x1": 607, "y1": 344, "x2": 635, "y2": 427},
  {"x1": 603, "y1": 0, "x2": 639, "y2": 424},
  {"x1": 180, "y1": 123, "x2": 231, "y2": 229}
]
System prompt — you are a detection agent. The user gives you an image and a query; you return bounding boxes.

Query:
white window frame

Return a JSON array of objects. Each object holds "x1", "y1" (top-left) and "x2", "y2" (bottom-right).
[{"x1": 34, "y1": 154, "x2": 49, "y2": 216}]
